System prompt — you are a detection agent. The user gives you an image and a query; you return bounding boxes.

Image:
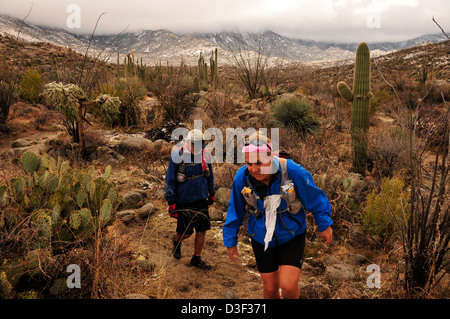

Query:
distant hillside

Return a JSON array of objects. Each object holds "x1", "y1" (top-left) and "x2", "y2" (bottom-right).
[{"x1": 0, "y1": 14, "x2": 448, "y2": 66}]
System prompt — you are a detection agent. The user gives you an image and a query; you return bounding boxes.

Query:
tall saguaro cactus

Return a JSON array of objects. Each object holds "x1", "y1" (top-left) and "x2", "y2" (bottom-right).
[
  {"x1": 198, "y1": 48, "x2": 218, "y2": 89},
  {"x1": 337, "y1": 42, "x2": 373, "y2": 175}
]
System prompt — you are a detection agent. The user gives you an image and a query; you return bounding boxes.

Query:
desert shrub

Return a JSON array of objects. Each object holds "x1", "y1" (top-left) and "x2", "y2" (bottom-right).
[
  {"x1": 271, "y1": 96, "x2": 320, "y2": 138},
  {"x1": 147, "y1": 69, "x2": 199, "y2": 121},
  {"x1": 213, "y1": 163, "x2": 240, "y2": 189},
  {"x1": 202, "y1": 91, "x2": 236, "y2": 125},
  {"x1": 112, "y1": 76, "x2": 146, "y2": 127},
  {"x1": 19, "y1": 68, "x2": 44, "y2": 104},
  {"x1": 228, "y1": 31, "x2": 272, "y2": 100},
  {"x1": 368, "y1": 127, "x2": 410, "y2": 179},
  {"x1": 416, "y1": 102, "x2": 448, "y2": 147},
  {"x1": 371, "y1": 89, "x2": 393, "y2": 113},
  {"x1": 361, "y1": 176, "x2": 410, "y2": 246},
  {"x1": 295, "y1": 80, "x2": 320, "y2": 97},
  {"x1": 0, "y1": 80, "x2": 19, "y2": 125}
]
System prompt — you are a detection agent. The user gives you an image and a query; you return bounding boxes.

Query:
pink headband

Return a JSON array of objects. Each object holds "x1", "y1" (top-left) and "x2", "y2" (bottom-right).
[{"x1": 241, "y1": 143, "x2": 273, "y2": 153}]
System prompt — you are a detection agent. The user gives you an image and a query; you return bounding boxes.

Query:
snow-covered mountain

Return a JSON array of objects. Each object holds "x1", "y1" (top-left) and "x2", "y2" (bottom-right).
[{"x1": 0, "y1": 14, "x2": 447, "y2": 66}]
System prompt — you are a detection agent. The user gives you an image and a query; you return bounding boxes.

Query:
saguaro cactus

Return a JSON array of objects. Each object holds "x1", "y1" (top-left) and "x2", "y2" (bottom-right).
[
  {"x1": 210, "y1": 48, "x2": 218, "y2": 86},
  {"x1": 337, "y1": 42, "x2": 373, "y2": 175},
  {"x1": 198, "y1": 48, "x2": 218, "y2": 89}
]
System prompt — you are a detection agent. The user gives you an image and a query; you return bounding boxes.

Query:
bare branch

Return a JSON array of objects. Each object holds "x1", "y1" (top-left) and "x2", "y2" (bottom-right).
[
  {"x1": 17, "y1": 3, "x2": 35, "y2": 41},
  {"x1": 432, "y1": 16, "x2": 450, "y2": 41},
  {"x1": 78, "y1": 12, "x2": 107, "y2": 86}
]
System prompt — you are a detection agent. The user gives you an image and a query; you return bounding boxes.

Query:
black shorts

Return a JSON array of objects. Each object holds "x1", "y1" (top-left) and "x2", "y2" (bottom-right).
[
  {"x1": 251, "y1": 232, "x2": 306, "y2": 273},
  {"x1": 176, "y1": 200, "x2": 211, "y2": 236}
]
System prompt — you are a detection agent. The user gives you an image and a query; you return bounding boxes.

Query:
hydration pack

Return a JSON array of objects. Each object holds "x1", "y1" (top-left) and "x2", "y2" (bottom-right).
[
  {"x1": 240, "y1": 157, "x2": 302, "y2": 218},
  {"x1": 176, "y1": 147, "x2": 210, "y2": 183}
]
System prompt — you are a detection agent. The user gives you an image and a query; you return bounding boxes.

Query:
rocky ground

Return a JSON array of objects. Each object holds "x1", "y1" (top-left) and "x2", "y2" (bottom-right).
[
  {"x1": 1, "y1": 37, "x2": 448, "y2": 299},
  {"x1": 0, "y1": 102, "x2": 402, "y2": 299}
]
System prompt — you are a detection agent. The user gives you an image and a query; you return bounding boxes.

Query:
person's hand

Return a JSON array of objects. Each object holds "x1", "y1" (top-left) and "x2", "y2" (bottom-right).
[
  {"x1": 168, "y1": 204, "x2": 177, "y2": 219},
  {"x1": 320, "y1": 226, "x2": 333, "y2": 244},
  {"x1": 207, "y1": 195, "x2": 216, "y2": 206},
  {"x1": 226, "y1": 246, "x2": 240, "y2": 262}
]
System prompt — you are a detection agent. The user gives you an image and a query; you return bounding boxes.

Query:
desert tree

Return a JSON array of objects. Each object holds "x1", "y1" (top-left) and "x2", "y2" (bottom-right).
[{"x1": 227, "y1": 30, "x2": 274, "y2": 100}]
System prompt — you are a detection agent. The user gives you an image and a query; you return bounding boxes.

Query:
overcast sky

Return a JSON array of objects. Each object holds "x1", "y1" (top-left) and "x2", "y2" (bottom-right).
[{"x1": 1, "y1": 0, "x2": 449, "y2": 43}]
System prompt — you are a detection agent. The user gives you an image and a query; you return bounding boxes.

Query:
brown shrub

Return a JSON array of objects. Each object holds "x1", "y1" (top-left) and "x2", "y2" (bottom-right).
[{"x1": 368, "y1": 126, "x2": 410, "y2": 179}]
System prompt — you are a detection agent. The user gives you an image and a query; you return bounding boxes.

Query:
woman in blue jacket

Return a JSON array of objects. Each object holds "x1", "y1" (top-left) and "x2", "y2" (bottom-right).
[
  {"x1": 223, "y1": 133, "x2": 333, "y2": 299},
  {"x1": 165, "y1": 129, "x2": 216, "y2": 270}
]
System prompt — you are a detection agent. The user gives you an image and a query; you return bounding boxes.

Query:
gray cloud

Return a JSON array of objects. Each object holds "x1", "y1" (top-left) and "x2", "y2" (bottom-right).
[{"x1": 1, "y1": 0, "x2": 449, "y2": 42}]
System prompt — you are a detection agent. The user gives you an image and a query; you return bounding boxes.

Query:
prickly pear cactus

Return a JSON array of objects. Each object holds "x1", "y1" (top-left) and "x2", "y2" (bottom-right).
[
  {"x1": 3, "y1": 151, "x2": 119, "y2": 249},
  {"x1": 337, "y1": 42, "x2": 373, "y2": 175},
  {"x1": 17, "y1": 290, "x2": 39, "y2": 299},
  {"x1": 69, "y1": 211, "x2": 82, "y2": 230},
  {"x1": 21, "y1": 151, "x2": 41, "y2": 174},
  {"x1": 99, "y1": 199, "x2": 112, "y2": 225},
  {"x1": 0, "y1": 271, "x2": 12, "y2": 299}
]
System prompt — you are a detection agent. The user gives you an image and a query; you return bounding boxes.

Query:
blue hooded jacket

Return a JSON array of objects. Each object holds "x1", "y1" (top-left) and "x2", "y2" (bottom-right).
[
  {"x1": 223, "y1": 157, "x2": 332, "y2": 248},
  {"x1": 165, "y1": 148, "x2": 215, "y2": 205}
]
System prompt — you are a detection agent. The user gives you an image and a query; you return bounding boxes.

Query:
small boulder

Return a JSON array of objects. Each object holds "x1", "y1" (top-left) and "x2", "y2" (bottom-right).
[
  {"x1": 138, "y1": 203, "x2": 156, "y2": 219},
  {"x1": 11, "y1": 139, "x2": 32, "y2": 148},
  {"x1": 119, "y1": 191, "x2": 145, "y2": 210},
  {"x1": 208, "y1": 206, "x2": 224, "y2": 221},
  {"x1": 215, "y1": 188, "x2": 231, "y2": 207},
  {"x1": 116, "y1": 210, "x2": 136, "y2": 225},
  {"x1": 117, "y1": 137, "x2": 153, "y2": 155},
  {"x1": 324, "y1": 263, "x2": 356, "y2": 285}
]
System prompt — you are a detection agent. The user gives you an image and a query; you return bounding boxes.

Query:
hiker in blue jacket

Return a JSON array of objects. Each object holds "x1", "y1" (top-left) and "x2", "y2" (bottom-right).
[
  {"x1": 165, "y1": 129, "x2": 216, "y2": 270},
  {"x1": 223, "y1": 133, "x2": 333, "y2": 299}
]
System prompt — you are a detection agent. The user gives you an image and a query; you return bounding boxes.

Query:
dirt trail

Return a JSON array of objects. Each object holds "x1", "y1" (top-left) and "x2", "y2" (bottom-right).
[{"x1": 115, "y1": 207, "x2": 265, "y2": 299}]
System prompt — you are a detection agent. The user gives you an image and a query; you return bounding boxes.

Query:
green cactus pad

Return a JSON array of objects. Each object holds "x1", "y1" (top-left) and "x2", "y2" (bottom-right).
[
  {"x1": 21, "y1": 151, "x2": 41, "y2": 174},
  {"x1": 69, "y1": 212, "x2": 82, "y2": 230},
  {"x1": 100, "y1": 199, "x2": 112, "y2": 224}
]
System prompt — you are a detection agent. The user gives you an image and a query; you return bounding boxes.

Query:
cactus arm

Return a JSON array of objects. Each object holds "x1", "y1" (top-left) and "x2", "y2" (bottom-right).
[{"x1": 337, "y1": 81, "x2": 354, "y2": 102}]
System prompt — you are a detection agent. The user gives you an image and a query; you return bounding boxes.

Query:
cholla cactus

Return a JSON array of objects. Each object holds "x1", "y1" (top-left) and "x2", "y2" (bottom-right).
[
  {"x1": 95, "y1": 93, "x2": 121, "y2": 124},
  {"x1": 44, "y1": 82, "x2": 86, "y2": 123}
]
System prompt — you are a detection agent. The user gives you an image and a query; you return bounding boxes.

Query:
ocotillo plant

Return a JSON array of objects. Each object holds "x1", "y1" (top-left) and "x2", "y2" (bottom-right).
[{"x1": 337, "y1": 42, "x2": 373, "y2": 175}]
